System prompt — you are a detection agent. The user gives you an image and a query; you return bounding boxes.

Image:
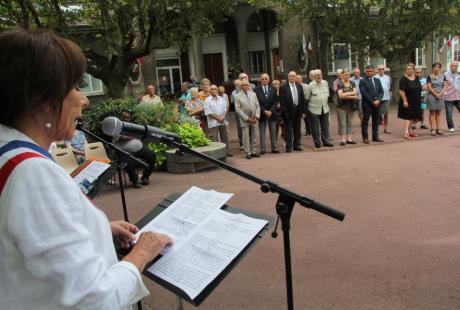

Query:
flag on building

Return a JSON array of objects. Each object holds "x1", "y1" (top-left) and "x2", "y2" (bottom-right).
[
  {"x1": 307, "y1": 37, "x2": 313, "y2": 53},
  {"x1": 297, "y1": 34, "x2": 309, "y2": 71}
]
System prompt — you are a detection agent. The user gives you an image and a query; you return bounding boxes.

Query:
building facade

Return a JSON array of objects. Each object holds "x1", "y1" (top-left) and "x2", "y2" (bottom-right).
[{"x1": 82, "y1": 5, "x2": 460, "y2": 98}]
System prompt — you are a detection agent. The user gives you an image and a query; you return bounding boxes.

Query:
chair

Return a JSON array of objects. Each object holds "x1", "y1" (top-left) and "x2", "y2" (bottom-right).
[
  {"x1": 85, "y1": 142, "x2": 119, "y2": 185},
  {"x1": 84, "y1": 142, "x2": 111, "y2": 163},
  {"x1": 51, "y1": 147, "x2": 79, "y2": 174}
]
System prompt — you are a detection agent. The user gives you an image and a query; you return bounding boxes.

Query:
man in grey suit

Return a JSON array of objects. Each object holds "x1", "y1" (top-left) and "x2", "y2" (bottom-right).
[{"x1": 234, "y1": 80, "x2": 261, "y2": 159}]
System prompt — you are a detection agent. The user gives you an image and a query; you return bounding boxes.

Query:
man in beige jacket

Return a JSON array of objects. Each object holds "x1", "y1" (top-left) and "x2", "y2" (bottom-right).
[{"x1": 234, "y1": 80, "x2": 261, "y2": 159}]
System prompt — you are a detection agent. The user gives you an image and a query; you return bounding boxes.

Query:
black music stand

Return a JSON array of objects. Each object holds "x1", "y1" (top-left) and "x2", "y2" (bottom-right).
[{"x1": 119, "y1": 193, "x2": 274, "y2": 308}]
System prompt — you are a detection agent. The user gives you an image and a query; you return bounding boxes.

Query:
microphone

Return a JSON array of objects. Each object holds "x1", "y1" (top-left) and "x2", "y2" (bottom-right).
[
  {"x1": 101, "y1": 117, "x2": 180, "y2": 142},
  {"x1": 76, "y1": 120, "x2": 84, "y2": 130}
]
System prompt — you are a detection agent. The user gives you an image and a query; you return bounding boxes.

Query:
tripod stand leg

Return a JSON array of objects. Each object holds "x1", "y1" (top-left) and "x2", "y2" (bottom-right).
[
  {"x1": 283, "y1": 228, "x2": 294, "y2": 310},
  {"x1": 117, "y1": 165, "x2": 129, "y2": 222},
  {"x1": 176, "y1": 296, "x2": 184, "y2": 310},
  {"x1": 276, "y1": 199, "x2": 295, "y2": 310}
]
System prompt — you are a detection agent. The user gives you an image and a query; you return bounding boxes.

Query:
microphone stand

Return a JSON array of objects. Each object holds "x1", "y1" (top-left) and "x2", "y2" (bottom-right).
[
  {"x1": 151, "y1": 134, "x2": 346, "y2": 310},
  {"x1": 77, "y1": 123, "x2": 148, "y2": 222}
]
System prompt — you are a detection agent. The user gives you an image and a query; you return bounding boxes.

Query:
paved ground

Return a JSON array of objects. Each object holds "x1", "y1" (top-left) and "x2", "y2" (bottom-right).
[{"x1": 96, "y1": 107, "x2": 460, "y2": 310}]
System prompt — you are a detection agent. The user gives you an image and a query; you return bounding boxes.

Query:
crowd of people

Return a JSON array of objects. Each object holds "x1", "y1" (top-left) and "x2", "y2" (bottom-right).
[{"x1": 164, "y1": 61, "x2": 460, "y2": 159}]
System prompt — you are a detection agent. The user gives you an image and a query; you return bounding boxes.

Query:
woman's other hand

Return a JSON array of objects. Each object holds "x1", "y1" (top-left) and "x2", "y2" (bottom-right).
[
  {"x1": 111, "y1": 221, "x2": 138, "y2": 249},
  {"x1": 123, "y1": 232, "x2": 173, "y2": 271}
]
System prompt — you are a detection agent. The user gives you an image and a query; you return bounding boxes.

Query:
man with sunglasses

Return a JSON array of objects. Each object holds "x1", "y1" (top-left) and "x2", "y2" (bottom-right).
[{"x1": 375, "y1": 65, "x2": 392, "y2": 134}]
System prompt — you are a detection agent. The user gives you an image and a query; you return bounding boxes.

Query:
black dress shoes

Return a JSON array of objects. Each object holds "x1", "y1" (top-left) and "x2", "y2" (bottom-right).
[
  {"x1": 245, "y1": 155, "x2": 252, "y2": 159},
  {"x1": 271, "y1": 149, "x2": 280, "y2": 153},
  {"x1": 132, "y1": 181, "x2": 141, "y2": 188},
  {"x1": 251, "y1": 153, "x2": 260, "y2": 158},
  {"x1": 372, "y1": 137, "x2": 384, "y2": 142},
  {"x1": 346, "y1": 140, "x2": 357, "y2": 144},
  {"x1": 323, "y1": 142, "x2": 334, "y2": 147},
  {"x1": 293, "y1": 147, "x2": 303, "y2": 151},
  {"x1": 140, "y1": 177, "x2": 149, "y2": 185},
  {"x1": 286, "y1": 148, "x2": 292, "y2": 153}
]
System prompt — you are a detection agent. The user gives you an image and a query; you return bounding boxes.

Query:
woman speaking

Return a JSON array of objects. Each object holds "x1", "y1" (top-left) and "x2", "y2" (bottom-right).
[{"x1": 0, "y1": 28, "x2": 172, "y2": 309}]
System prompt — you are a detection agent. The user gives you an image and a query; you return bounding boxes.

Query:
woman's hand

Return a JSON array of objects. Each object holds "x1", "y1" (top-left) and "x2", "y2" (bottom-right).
[
  {"x1": 111, "y1": 221, "x2": 138, "y2": 249},
  {"x1": 403, "y1": 101, "x2": 409, "y2": 108},
  {"x1": 123, "y1": 232, "x2": 173, "y2": 272}
]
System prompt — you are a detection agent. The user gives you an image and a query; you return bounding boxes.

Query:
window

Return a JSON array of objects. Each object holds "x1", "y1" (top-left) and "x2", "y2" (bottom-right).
[
  {"x1": 156, "y1": 58, "x2": 180, "y2": 67},
  {"x1": 454, "y1": 46, "x2": 460, "y2": 62},
  {"x1": 350, "y1": 48, "x2": 359, "y2": 70},
  {"x1": 367, "y1": 50, "x2": 386, "y2": 69},
  {"x1": 416, "y1": 44, "x2": 426, "y2": 67},
  {"x1": 328, "y1": 43, "x2": 356, "y2": 74},
  {"x1": 79, "y1": 73, "x2": 104, "y2": 96},
  {"x1": 249, "y1": 51, "x2": 265, "y2": 75}
]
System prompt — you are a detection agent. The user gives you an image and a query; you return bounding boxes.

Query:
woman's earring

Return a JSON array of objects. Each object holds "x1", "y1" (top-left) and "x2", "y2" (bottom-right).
[{"x1": 45, "y1": 122, "x2": 52, "y2": 129}]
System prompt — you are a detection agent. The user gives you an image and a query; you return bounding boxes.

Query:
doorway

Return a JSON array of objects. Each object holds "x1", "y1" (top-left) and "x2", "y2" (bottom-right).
[
  {"x1": 272, "y1": 48, "x2": 280, "y2": 80},
  {"x1": 203, "y1": 53, "x2": 224, "y2": 84},
  {"x1": 156, "y1": 58, "x2": 182, "y2": 97}
]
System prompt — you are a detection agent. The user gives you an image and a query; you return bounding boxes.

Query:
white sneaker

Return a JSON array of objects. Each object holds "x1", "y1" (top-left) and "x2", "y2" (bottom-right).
[{"x1": 449, "y1": 128, "x2": 455, "y2": 132}]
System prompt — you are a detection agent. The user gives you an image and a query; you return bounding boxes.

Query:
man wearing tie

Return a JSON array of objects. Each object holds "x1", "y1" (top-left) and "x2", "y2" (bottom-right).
[
  {"x1": 279, "y1": 71, "x2": 306, "y2": 152},
  {"x1": 254, "y1": 73, "x2": 279, "y2": 154},
  {"x1": 235, "y1": 80, "x2": 261, "y2": 159},
  {"x1": 359, "y1": 65, "x2": 384, "y2": 144}
]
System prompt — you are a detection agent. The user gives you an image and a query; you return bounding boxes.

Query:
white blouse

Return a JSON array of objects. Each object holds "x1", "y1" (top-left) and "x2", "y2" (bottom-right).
[{"x1": 0, "y1": 125, "x2": 148, "y2": 309}]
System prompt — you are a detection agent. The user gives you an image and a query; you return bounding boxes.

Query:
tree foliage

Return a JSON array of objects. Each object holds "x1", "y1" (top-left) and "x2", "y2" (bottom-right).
[
  {"x1": 281, "y1": 0, "x2": 460, "y2": 63},
  {"x1": 0, "y1": 0, "x2": 238, "y2": 98},
  {"x1": 252, "y1": 0, "x2": 460, "y2": 99}
]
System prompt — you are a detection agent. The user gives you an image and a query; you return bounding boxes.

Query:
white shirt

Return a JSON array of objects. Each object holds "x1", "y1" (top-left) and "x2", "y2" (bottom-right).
[
  {"x1": 0, "y1": 125, "x2": 148, "y2": 309},
  {"x1": 140, "y1": 94, "x2": 163, "y2": 105},
  {"x1": 289, "y1": 83, "x2": 298, "y2": 105},
  {"x1": 204, "y1": 95, "x2": 228, "y2": 128},
  {"x1": 306, "y1": 80, "x2": 330, "y2": 115},
  {"x1": 350, "y1": 76, "x2": 362, "y2": 99},
  {"x1": 375, "y1": 74, "x2": 391, "y2": 101}
]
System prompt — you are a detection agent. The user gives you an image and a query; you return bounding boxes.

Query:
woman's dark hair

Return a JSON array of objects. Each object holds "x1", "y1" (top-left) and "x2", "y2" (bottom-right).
[
  {"x1": 432, "y1": 62, "x2": 442, "y2": 69},
  {"x1": 0, "y1": 28, "x2": 86, "y2": 126}
]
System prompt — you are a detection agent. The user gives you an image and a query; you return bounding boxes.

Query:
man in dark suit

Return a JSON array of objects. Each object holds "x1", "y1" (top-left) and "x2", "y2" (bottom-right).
[
  {"x1": 254, "y1": 73, "x2": 279, "y2": 154},
  {"x1": 359, "y1": 65, "x2": 384, "y2": 144},
  {"x1": 279, "y1": 71, "x2": 306, "y2": 152}
]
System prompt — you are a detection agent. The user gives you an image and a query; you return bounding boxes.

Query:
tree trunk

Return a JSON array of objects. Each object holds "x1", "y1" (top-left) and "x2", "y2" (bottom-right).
[
  {"x1": 388, "y1": 58, "x2": 404, "y2": 105},
  {"x1": 105, "y1": 75, "x2": 128, "y2": 99}
]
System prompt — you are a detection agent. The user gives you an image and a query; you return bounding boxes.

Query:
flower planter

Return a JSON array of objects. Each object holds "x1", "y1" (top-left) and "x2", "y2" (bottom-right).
[{"x1": 165, "y1": 142, "x2": 227, "y2": 173}]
